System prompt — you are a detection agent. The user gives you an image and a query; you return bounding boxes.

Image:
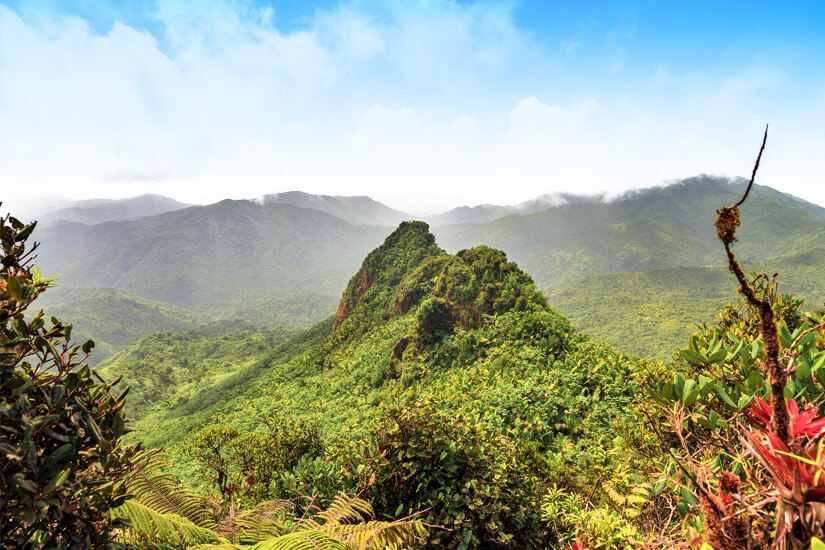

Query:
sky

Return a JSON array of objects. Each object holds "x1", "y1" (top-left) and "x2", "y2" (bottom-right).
[{"x1": 1, "y1": 0, "x2": 824, "y2": 215}]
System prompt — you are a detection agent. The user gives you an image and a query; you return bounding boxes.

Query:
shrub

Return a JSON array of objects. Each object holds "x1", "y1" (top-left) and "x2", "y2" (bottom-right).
[
  {"x1": 359, "y1": 400, "x2": 545, "y2": 549},
  {"x1": 0, "y1": 210, "x2": 143, "y2": 549}
]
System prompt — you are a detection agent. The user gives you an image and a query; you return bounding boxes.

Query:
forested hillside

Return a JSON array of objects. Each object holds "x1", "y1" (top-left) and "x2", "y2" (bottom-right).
[
  {"x1": 34, "y1": 287, "x2": 204, "y2": 364},
  {"x1": 95, "y1": 221, "x2": 649, "y2": 548},
  {"x1": 433, "y1": 176, "x2": 825, "y2": 290},
  {"x1": 552, "y1": 247, "x2": 825, "y2": 360}
]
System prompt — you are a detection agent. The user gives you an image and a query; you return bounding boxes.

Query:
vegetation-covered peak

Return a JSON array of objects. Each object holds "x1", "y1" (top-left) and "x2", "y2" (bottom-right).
[
  {"x1": 332, "y1": 222, "x2": 548, "y2": 356},
  {"x1": 332, "y1": 221, "x2": 442, "y2": 332}
]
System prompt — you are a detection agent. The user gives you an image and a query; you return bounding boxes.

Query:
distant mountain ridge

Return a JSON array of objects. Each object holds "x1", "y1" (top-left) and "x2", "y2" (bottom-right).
[
  {"x1": 257, "y1": 190, "x2": 412, "y2": 226},
  {"x1": 425, "y1": 192, "x2": 604, "y2": 225},
  {"x1": 41, "y1": 194, "x2": 191, "y2": 225}
]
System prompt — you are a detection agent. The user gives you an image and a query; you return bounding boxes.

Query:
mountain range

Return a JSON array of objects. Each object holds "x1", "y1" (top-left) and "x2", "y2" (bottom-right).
[
  {"x1": 28, "y1": 175, "x2": 825, "y2": 363},
  {"x1": 38, "y1": 194, "x2": 191, "y2": 225}
]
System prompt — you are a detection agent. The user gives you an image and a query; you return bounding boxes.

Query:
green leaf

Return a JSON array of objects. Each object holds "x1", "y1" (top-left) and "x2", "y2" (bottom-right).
[
  {"x1": 682, "y1": 379, "x2": 696, "y2": 402},
  {"x1": 698, "y1": 375, "x2": 715, "y2": 396},
  {"x1": 14, "y1": 222, "x2": 37, "y2": 243},
  {"x1": 84, "y1": 414, "x2": 103, "y2": 443},
  {"x1": 44, "y1": 469, "x2": 72, "y2": 494},
  {"x1": 779, "y1": 321, "x2": 792, "y2": 348},
  {"x1": 5, "y1": 276, "x2": 23, "y2": 301},
  {"x1": 684, "y1": 389, "x2": 700, "y2": 407},
  {"x1": 48, "y1": 443, "x2": 75, "y2": 461},
  {"x1": 713, "y1": 385, "x2": 737, "y2": 408},
  {"x1": 812, "y1": 352, "x2": 825, "y2": 373},
  {"x1": 679, "y1": 348, "x2": 707, "y2": 364},
  {"x1": 674, "y1": 374, "x2": 685, "y2": 399},
  {"x1": 811, "y1": 537, "x2": 825, "y2": 550},
  {"x1": 82, "y1": 339, "x2": 95, "y2": 354},
  {"x1": 707, "y1": 349, "x2": 728, "y2": 364}
]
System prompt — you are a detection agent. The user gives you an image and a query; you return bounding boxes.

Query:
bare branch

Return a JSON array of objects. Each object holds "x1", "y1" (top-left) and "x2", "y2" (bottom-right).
[{"x1": 734, "y1": 124, "x2": 769, "y2": 208}]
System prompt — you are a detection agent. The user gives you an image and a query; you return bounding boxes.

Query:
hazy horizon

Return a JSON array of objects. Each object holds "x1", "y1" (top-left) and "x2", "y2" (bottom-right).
[{"x1": 2, "y1": 1, "x2": 824, "y2": 214}]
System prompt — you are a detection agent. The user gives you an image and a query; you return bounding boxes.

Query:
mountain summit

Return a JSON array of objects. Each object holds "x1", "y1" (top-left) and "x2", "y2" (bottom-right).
[
  {"x1": 331, "y1": 221, "x2": 547, "y2": 360},
  {"x1": 258, "y1": 191, "x2": 411, "y2": 226}
]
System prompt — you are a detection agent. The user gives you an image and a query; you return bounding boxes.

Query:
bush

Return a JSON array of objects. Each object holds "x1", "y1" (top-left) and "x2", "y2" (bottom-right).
[
  {"x1": 360, "y1": 400, "x2": 545, "y2": 549},
  {"x1": 183, "y1": 415, "x2": 324, "y2": 504},
  {"x1": 0, "y1": 210, "x2": 142, "y2": 548}
]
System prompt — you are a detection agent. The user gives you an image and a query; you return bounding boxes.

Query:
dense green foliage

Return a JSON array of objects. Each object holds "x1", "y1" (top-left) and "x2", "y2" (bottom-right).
[
  {"x1": 14, "y1": 174, "x2": 825, "y2": 548},
  {"x1": 0, "y1": 212, "x2": 144, "y2": 549},
  {"x1": 361, "y1": 400, "x2": 545, "y2": 548},
  {"x1": 551, "y1": 248, "x2": 825, "y2": 361},
  {"x1": 35, "y1": 286, "x2": 204, "y2": 365},
  {"x1": 107, "y1": 222, "x2": 649, "y2": 548},
  {"x1": 98, "y1": 322, "x2": 298, "y2": 421}
]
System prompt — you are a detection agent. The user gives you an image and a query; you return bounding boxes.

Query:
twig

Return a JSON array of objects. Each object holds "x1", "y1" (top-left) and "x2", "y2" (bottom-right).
[
  {"x1": 714, "y1": 126, "x2": 790, "y2": 447},
  {"x1": 640, "y1": 406, "x2": 714, "y2": 504},
  {"x1": 734, "y1": 124, "x2": 769, "y2": 208}
]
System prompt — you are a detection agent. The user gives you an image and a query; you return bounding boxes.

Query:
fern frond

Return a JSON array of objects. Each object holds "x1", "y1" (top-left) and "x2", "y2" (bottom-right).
[
  {"x1": 220, "y1": 500, "x2": 293, "y2": 544},
  {"x1": 110, "y1": 499, "x2": 228, "y2": 549},
  {"x1": 126, "y1": 454, "x2": 219, "y2": 529},
  {"x1": 330, "y1": 519, "x2": 428, "y2": 550},
  {"x1": 602, "y1": 481, "x2": 625, "y2": 507},
  {"x1": 297, "y1": 493, "x2": 372, "y2": 530},
  {"x1": 294, "y1": 493, "x2": 425, "y2": 549},
  {"x1": 601, "y1": 481, "x2": 651, "y2": 519},
  {"x1": 192, "y1": 529, "x2": 347, "y2": 550}
]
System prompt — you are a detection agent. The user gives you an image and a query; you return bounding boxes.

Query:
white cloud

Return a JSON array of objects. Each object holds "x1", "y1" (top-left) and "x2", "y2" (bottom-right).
[{"x1": 0, "y1": 1, "x2": 824, "y2": 216}]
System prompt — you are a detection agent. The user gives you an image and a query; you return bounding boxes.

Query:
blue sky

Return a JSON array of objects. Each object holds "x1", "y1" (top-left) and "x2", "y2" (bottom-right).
[{"x1": 1, "y1": 1, "x2": 824, "y2": 214}]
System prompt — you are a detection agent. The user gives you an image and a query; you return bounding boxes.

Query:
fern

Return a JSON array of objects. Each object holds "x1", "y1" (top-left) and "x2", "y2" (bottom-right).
[
  {"x1": 602, "y1": 481, "x2": 651, "y2": 519},
  {"x1": 219, "y1": 500, "x2": 293, "y2": 544},
  {"x1": 328, "y1": 520, "x2": 428, "y2": 550},
  {"x1": 116, "y1": 463, "x2": 425, "y2": 550},
  {"x1": 111, "y1": 499, "x2": 228, "y2": 549},
  {"x1": 296, "y1": 493, "x2": 426, "y2": 550},
  {"x1": 126, "y1": 454, "x2": 219, "y2": 529},
  {"x1": 191, "y1": 530, "x2": 348, "y2": 550}
]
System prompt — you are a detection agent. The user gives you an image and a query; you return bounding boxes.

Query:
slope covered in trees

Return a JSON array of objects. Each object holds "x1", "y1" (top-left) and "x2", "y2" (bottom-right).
[
  {"x1": 433, "y1": 176, "x2": 825, "y2": 291},
  {"x1": 551, "y1": 248, "x2": 825, "y2": 361},
  {"x1": 105, "y1": 221, "x2": 648, "y2": 548}
]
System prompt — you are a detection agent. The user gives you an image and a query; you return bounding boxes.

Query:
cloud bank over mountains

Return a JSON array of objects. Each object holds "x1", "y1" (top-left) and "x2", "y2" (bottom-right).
[{"x1": 1, "y1": 1, "x2": 823, "y2": 214}]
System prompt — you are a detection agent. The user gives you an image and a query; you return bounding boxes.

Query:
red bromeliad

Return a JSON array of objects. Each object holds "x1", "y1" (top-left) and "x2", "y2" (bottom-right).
[
  {"x1": 743, "y1": 397, "x2": 825, "y2": 500},
  {"x1": 742, "y1": 397, "x2": 825, "y2": 544},
  {"x1": 745, "y1": 396, "x2": 825, "y2": 439}
]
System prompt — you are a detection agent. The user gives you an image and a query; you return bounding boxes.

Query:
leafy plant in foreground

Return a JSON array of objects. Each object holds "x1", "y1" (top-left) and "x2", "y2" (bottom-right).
[
  {"x1": 0, "y1": 207, "x2": 144, "y2": 549},
  {"x1": 115, "y1": 456, "x2": 426, "y2": 549}
]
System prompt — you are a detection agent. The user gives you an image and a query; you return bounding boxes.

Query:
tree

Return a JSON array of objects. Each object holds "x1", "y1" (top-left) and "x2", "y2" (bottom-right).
[{"x1": 0, "y1": 207, "x2": 143, "y2": 549}]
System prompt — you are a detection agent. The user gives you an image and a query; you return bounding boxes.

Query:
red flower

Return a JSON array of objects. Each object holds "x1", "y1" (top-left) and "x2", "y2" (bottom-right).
[{"x1": 744, "y1": 397, "x2": 825, "y2": 438}]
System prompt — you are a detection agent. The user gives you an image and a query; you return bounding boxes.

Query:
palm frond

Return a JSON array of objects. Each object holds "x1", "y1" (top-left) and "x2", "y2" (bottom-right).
[{"x1": 110, "y1": 498, "x2": 228, "y2": 549}]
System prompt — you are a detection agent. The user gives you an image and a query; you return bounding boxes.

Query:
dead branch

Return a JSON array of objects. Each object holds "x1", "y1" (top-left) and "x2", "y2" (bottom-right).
[{"x1": 714, "y1": 126, "x2": 789, "y2": 447}]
